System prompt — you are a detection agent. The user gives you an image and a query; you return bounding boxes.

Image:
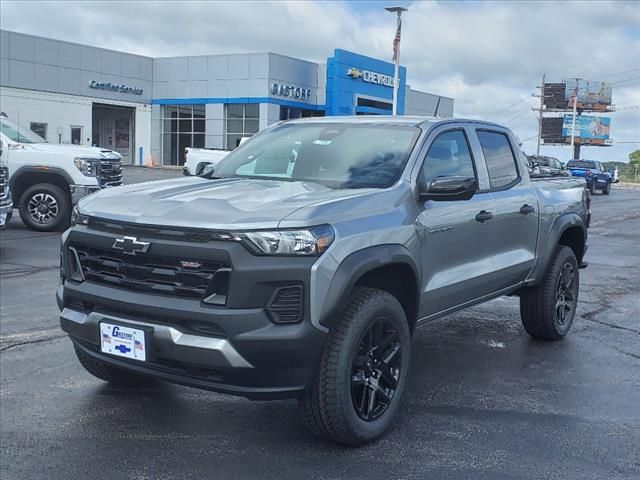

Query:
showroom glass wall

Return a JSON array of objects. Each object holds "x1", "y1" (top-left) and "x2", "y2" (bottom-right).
[
  {"x1": 225, "y1": 104, "x2": 259, "y2": 149},
  {"x1": 161, "y1": 105, "x2": 205, "y2": 166}
]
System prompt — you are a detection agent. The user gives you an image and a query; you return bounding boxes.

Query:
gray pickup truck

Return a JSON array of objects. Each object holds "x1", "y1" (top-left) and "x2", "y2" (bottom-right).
[{"x1": 58, "y1": 117, "x2": 589, "y2": 445}]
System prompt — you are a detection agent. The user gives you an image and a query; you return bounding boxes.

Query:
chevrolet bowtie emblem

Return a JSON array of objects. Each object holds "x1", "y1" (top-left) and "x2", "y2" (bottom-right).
[
  {"x1": 347, "y1": 67, "x2": 363, "y2": 79},
  {"x1": 112, "y1": 236, "x2": 150, "y2": 255}
]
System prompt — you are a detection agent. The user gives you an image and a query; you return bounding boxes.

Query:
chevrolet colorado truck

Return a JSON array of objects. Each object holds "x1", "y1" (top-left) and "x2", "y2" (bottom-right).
[
  {"x1": 0, "y1": 114, "x2": 122, "y2": 231},
  {"x1": 58, "y1": 117, "x2": 589, "y2": 445}
]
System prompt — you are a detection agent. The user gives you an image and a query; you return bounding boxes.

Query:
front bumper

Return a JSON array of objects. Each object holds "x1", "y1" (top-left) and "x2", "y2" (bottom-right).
[
  {"x1": 58, "y1": 226, "x2": 327, "y2": 399},
  {"x1": 0, "y1": 194, "x2": 12, "y2": 229}
]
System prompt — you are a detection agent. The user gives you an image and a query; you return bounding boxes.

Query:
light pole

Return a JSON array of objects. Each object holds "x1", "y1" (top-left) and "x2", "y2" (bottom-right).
[{"x1": 385, "y1": 6, "x2": 407, "y2": 116}]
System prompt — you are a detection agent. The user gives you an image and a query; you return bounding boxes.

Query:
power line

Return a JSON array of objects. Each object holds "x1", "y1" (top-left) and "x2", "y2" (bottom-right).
[
  {"x1": 519, "y1": 134, "x2": 538, "y2": 142},
  {"x1": 501, "y1": 103, "x2": 536, "y2": 124},
  {"x1": 589, "y1": 68, "x2": 640, "y2": 81},
  {"x1": 490, "y1": 96, "x2": 531, "y2": 116},
  {"x1": 609, "y1": 76, "x2": 640, "y2": 86}
]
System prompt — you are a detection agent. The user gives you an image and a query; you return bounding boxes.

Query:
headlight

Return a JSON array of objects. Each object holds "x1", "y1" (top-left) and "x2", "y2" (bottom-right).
[
  {"x1": 74, "y1": 157, "x2": 100, "y2": 177},
  {"x1": 70, "y1": 205, "x2": 89, "y2": 226},
  {"x1": 239, "y1": 225, "x2": 334, "y2": 256}
]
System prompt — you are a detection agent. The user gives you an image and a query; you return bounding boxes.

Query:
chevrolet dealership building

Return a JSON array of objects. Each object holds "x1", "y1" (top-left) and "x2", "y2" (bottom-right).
[{"x1": 0, "y1": 30, "x2": 454, "y2": 166}]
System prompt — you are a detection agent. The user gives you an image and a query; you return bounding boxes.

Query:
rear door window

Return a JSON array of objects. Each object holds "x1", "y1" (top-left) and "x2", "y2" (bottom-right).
[{"x1": 477, "y1": 130, "x2": 519, "y2": 190}]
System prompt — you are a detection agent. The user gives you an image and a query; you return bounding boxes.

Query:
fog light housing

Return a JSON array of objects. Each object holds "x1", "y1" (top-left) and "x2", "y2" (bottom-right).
[{"x1": 267, "y1": 285, "x2": 304, "y2": 324}]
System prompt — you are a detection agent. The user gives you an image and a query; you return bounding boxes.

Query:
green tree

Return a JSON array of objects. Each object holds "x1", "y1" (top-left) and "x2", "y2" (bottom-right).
[{"x1": 630, "y1": 149, "x2": 640, "y2": 166}]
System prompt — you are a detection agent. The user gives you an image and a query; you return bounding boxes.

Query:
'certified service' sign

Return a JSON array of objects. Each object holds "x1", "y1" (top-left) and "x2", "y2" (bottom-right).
[{"x1": 89, "y1": 81, "x2": 143, "y2": 96}]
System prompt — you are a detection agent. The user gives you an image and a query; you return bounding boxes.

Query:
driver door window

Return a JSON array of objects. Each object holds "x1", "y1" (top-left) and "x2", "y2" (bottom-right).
[{"x1": 419, "y1": 130, "x2": 476, "y2": 189}]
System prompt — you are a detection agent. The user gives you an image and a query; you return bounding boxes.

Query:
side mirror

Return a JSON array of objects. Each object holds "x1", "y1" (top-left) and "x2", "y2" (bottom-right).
[
  {"x1": 419, "y1": 176, "x2": 478, "y2": 201},
  {"x1": 199, "y1": 163, "x2": 216, "y2": 178}
]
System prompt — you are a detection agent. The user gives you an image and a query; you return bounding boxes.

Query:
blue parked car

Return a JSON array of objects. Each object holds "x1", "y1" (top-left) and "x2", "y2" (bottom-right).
[{"x1": 567, "y1": 159, "x2": 612, "y2": 195}]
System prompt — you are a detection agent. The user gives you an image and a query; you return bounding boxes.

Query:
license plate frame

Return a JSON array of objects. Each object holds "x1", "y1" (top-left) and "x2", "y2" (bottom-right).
[{"x1": 100, "y1": 322, "x2": 148, "y2": 362}]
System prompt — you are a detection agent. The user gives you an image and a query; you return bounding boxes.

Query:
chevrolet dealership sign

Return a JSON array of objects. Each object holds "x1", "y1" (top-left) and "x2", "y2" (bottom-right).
[
  {"x1": 347, "y1": 67, "x2": 393, "y2": 87},
  {"x1": 271, "y1": 83, "x2": 312, "y2": 100}
]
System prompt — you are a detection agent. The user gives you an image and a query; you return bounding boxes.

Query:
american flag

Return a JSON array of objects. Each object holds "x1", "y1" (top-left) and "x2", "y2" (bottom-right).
[
  {"x1": 102, "y1": 333, "x2": 111, "y2": 343},
  {"x1": 134, "y1": 340, "x2": 144, "y2": 351},
  {"x1": 392, "y1": 18, "x2": 402, "y2": 61}
]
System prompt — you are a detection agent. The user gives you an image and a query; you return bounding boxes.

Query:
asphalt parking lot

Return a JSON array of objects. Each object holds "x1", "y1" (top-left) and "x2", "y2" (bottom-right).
[{"x1": 1, "y1": 170, "x2": 639, "y2": 480}]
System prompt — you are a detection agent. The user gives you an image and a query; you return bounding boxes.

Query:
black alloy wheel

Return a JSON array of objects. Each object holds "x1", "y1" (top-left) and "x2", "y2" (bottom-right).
[
  {"x1": 555, "y1": 262, "x2": 577, "y2": 327},
  {"x1": 351, "y1": 318, "x2": 402, "y2": 421}
]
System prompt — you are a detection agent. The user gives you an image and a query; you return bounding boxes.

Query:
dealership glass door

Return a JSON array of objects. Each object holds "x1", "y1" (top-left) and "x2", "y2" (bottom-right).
[{"x1": 92, "y1": 104, "x2": 135, "y2": 164}]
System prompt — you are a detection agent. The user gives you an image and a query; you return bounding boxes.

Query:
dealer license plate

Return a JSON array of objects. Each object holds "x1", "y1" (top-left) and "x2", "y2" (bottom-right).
[{"x1": 100, "y1": 322, "x2": 147, "y2": 361}]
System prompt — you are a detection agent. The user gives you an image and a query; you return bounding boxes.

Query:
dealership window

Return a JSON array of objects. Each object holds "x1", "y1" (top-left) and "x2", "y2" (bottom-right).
[
  {"x1": 71, "y1": 126, "x2": 82, "y2": 145},
  {"x1": 161, "y1": 105, "x2": 206, "y2": 166},
  {"x1": 30, "y1": 122, "x2": 47, "y2": 141},
  {"x1": 225, "y1": 104, "x2": 259, "y2": 149},
  {"x1": 279, "y1": 107, "x2": 324, "y2": 121}
]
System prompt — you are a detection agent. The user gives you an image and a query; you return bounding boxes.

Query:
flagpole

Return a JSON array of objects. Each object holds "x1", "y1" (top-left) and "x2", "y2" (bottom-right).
[{"x1": 386, "y1": 6, "x2": 407, "y2": 116}]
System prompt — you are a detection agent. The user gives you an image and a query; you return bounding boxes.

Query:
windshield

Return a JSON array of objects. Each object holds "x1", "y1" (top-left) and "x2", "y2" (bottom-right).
[
  {"x1": 213, "y1": 123, "x2": 420, "y2": 189},
  {"x1": 0, "y1": 117, "x2": 46, "y2": 143},
  {"x1": 567, "y1": 160, "x2": 596, "y2": 169}
]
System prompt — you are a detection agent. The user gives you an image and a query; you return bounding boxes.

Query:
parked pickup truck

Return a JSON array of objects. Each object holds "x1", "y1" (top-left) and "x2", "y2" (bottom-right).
[
  {"x1": 567, "y1": 159, "x2": 611, "y2": 195},
  {"x1": 58, "y1": 117, "x2": 589, "y2": 445},
  {"x1": 0, "y1": 114, "x2": 123, "y2": 231},
  {"x1": 182, "y1": 147, "x2": 230, "y2": 176}
]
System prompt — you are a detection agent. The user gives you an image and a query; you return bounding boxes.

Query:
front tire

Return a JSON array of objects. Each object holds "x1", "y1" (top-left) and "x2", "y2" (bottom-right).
[
  {"x1": 74, "y1": 343, "x2": 151, "y2": 386},
  {"x1": 520, "y1": 245, "x2": 579, "y2": 340},
  {"x1": 299, "y1": 287, "x2": 411, "y2": 446},
  {"x1": 603, "y1": 182, "x2": 611, "y2": 195},
  {"x1": 19, "y1": 183, "x2": 70, "y2": 232}
]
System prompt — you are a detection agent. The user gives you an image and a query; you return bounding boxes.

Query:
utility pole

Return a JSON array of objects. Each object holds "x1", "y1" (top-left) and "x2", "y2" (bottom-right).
[
  {"x1": 534, "y1": 73, "x2": 545, "y2": 156},
  {"x1": 386, "y1": 6, "x2": 407, "y2": 116},
  {"x1": 570, "y1": 77, "x2": 582, "y2": 160}
]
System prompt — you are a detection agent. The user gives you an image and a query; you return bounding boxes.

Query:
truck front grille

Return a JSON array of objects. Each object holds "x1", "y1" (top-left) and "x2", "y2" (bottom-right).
[
  {"x1": 71, "y1": 244, "x2": 230, "y2": 300},
  {"x1": 99, "y1": 161, "x2": 123, "y2": 187},
  {"x1": 0, "y1": 166, "x2": 8, "y2": 200}
]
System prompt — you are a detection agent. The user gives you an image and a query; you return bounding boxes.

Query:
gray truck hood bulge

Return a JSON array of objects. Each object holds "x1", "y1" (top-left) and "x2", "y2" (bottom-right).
[{"x1": 79, "y1": 177, "x2": 380, "y2": 230}]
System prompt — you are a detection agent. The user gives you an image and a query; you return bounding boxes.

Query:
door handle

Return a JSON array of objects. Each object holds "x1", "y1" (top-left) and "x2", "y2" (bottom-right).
[
  {"x1": 520, "y1": 204, "x2": 535, "y2": 215},
  {"x1": 475, "y1": 210, "x2": 493, "y2": 223}
]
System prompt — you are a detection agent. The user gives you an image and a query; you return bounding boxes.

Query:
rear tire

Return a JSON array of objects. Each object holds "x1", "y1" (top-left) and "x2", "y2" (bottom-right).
[
  {"x1": 19, "y1": 183, "x2": 70, "y2": 232},
  {"x1": 74, "y1": 343, "x2": 151, "y2": 386},
  {"x1": 520, "y1": 245, "x2": 579, "y2": 341},
  {"x1": 299, "y1": 287, "x2": 411, "y2": 446}
]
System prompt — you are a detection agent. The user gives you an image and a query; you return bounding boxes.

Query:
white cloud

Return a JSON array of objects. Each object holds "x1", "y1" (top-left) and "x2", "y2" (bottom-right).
[{"x1": 1, "y1": 0, "x2": 638, "y2": 161}]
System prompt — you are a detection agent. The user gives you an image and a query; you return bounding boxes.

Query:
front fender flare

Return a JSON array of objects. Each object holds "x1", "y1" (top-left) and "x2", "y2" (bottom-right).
[{"x1": 317, "y1": 244, "x2": 420, "y2": 330}]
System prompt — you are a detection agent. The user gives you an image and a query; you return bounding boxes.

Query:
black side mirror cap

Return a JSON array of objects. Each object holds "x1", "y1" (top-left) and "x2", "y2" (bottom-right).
[{"x1": 419, "y1": 176, "x2": 478, "y2": 201}]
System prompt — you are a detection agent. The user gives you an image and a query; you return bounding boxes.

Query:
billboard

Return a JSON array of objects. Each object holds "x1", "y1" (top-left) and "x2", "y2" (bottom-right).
[
  {"x1": 562, "y1": 115, "x2": 611, "y2": 144},
  {"x1": 565, "y1": 79, "x2": 612, "y2": 111},
  {"x1": 541, "y1": 117, "x2": 564, "y2": 143},
  {"x1": 543, "y1": 83, "x2": 570, "y2": 110}
]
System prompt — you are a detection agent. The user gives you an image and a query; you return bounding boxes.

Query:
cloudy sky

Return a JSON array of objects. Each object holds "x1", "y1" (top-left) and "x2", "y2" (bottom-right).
[{"x1": 2, "y1": 0, "x2": 639, "y2": 162}]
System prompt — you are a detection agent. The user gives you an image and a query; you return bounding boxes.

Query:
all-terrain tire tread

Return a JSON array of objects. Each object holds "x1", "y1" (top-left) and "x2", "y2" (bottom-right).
[{"x1": 520, "y1": 245, "x2": 578, "y2": 341}]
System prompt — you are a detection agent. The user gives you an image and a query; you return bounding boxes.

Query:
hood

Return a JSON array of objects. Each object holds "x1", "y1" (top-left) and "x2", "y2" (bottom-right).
[
  {"x1": 28, "y1": 143, "x2": 120, "y2": 159},
  {"x1": 79, "y1": 176, "x2": 380, "y2": 230}
]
